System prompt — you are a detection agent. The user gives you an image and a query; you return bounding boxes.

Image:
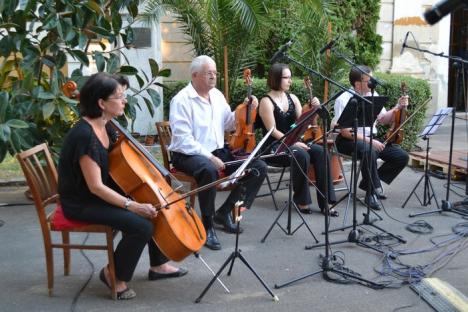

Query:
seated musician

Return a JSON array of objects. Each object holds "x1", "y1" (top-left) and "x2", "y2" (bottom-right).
[
  {"x1": 169, "y1": 55, "x2": 267, "y2": 251},
  {"x1": 58, "y1": 73, "x2": 187, "y2": 300},
  {"x1": 256, "y1": 63, "x2": 338, "y2": 216},
  {"x1": 333, "y1": 65, "x2": 409, "y2": 210}
]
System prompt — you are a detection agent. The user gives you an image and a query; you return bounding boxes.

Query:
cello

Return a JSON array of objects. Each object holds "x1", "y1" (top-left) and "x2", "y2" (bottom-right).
[
  {"x1": 385, "y1": 82, "x2": 409, "y2": 145},
  {"x1": 301, "y1": 76, "x2": 322, "y2": 143},
  {"x1": 62, "y1": 80, "x2": 206, "y2": 262},
  {"x1": 229, "y1": 69, "x2": 257, "y2": 153}
]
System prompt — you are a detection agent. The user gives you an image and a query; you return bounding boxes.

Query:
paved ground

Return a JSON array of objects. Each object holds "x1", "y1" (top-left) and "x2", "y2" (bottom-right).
[{"x1": 0, "y1": 114, "x2": 466, "y2": 312}]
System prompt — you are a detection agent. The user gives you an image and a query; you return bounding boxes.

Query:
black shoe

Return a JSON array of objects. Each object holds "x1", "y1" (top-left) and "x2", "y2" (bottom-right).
[
  {"x1": 374, "y1": 187, "x2": 387, "y2": 200},
  {"x1": 214, "y1": 211, "x2": 243, "y2": 234},
  {"x1": 364, "y1": 193, "x2": 381, "y2": 210},
  {"x1": 148, "y1": 268, "x2": 188, "y2": 280},
  {"x1": 204, "y1": 227, "x2": 221, "y2": 250}
]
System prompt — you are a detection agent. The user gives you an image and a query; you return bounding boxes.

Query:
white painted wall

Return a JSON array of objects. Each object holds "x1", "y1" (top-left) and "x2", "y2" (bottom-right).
[{"x1": 378, "y1": 0, "x2": 451, "y2": 114}]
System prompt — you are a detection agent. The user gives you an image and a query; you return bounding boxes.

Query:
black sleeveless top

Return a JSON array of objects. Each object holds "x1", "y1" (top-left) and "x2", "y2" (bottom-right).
[{"x1": 256, "y1": 92, "x2": 296, "y2": 153}]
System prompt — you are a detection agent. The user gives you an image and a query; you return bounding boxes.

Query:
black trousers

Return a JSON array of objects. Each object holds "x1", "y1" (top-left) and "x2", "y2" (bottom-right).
[
  {"x1": 335, "y1": 135, "x2": 409, "y2": 192},
  {"x1": 267, "y1": 144, "x2": 336, "y2": 210},
  {"x1": 172, "y1": 147, "x2": 267, "y2": 222},
  {"x1": 65, "y1": 202, "x2": 168, "y2": 282}
]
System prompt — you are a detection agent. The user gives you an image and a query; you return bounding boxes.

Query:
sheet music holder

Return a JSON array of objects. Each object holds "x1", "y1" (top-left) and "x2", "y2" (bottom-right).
[
  {"x1": 419, "y1": 107, "x2": 453, "y2": 138},
  {"x1": 336, "y1": 96, "x2": 387, "y2": 129},
  {"x1": 276, "y1": 107, "x2": 320, "y2": 153},
  {"x1": 219, "y1": 127, "x2": 274, "y2": 189}
]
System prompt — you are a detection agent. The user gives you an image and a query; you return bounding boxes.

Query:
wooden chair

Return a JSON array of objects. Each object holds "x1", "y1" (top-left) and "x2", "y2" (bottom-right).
[
  {"x1": 16, "y1": 143, "x2": 117, "y2": 299},
  {"x1": 155, "y1": 121, "x2": 238, "y2": 210},
  {"x1": 155, "y1": 121, "x2": 198, "y2": 208}
]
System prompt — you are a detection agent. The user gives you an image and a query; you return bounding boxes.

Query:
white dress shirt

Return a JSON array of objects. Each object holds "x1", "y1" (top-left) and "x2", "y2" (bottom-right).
[
  {"x1": 168, "y1": 82, "x2": 235, "y2": 157},
  {"x1": 332, "y1": 88, "x2": 386, "y2": 137}
]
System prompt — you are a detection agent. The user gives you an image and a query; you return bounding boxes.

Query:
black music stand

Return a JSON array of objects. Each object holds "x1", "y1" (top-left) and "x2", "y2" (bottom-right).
[
  {"x1": 274, "y1": 97, "x2": 383, "y2": 290},
  {"x1": 260, "y1": 107, "x2": 321, "y2": 243},
  {"x1": 404, "y1": 108, "x2": 455, "y2": 216},
  {"x1": 305, "y1": 95, "x2": 405, "y2": 253},
  {"x1": 195, "y1": 201, "x2": 279, "y2": 303}
]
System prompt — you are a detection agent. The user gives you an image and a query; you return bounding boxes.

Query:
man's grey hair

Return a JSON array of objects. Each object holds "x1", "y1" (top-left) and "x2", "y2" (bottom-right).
[{"x1": 190, "y1": 55, "x2": 216, "y2": 74}]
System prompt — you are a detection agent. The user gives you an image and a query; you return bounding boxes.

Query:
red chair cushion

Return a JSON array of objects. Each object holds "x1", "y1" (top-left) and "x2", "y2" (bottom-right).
[{"x1": 51, "y1": 203, "x2": 89, "y2": 230}]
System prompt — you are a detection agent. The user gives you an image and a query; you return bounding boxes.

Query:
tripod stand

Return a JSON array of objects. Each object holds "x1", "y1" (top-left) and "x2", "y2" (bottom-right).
[
  {"x1": 306, "y1": 94, "x2": 406, "y2": 253},
  {"x1": 401, "y1": 36, "x2": 468, "y2": 217},
  {"x1": 260, "y1": 153, "x2": 319, "y2": 243},
  {"x1": 403, "y1": 107, "x2": 457, "y2": 217},
  {"x1": 403, "y1": 135, "x2": 440, "y2": 212},
  {"x1": 274, "y1": 97, "x2": 383, "y2": 290},
  {"x1": 260, "y1": 106, "x2": 325, "y2": 243},
  {"x1": 195, "y1": 201, "x2": 279, "y2": 303}
]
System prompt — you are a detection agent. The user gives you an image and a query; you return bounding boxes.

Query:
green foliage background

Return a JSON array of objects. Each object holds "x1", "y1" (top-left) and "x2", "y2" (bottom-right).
[{"x1": 165, "y1": 73, "x2": 432, "y2": 152}]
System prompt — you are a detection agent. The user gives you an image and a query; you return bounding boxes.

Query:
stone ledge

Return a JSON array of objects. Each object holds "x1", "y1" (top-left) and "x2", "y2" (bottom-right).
[{"x1": 0, "y1": 178, "x2": 27, "y2": 187}]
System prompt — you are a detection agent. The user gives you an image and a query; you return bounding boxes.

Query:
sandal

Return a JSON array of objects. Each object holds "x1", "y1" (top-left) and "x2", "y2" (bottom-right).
[
  {"x1": 321, "y1": 208, "x2": 339, "y2": 217},
  {"x1": 100, "y1": 268, "x2": 136, "y2": 300}
]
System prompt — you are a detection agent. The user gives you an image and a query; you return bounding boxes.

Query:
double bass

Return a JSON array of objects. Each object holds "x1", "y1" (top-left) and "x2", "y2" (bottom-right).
[
  {"x1": 229, "y1": 69, "x2": 257, "y2": 153},
  {"x1": 62, "y1": 81, "x2": 206, "y2": 262},
  {"x1": 385, "y1": 82, "x2": 409, "y2": 145},
  {"x1": 302, "y1": 76, "x2": 322, "y2": 143}
]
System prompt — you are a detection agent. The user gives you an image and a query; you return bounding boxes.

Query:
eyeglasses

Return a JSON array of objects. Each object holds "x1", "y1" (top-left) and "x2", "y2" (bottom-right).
[
  {"x1": 107, "y1": 94, "x2": 127, "y2": 101},
  {"x1": 202, "y1": 71, "x2": 220, "y2": 77}
]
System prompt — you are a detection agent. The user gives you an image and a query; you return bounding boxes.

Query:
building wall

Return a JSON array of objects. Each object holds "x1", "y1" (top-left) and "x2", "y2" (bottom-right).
[
  {"x1": 160, "y1": 15, "x2": 194, "y2": 82},
  {"x1": 159, "y1": 3, "x2": 451, "y2": 115},
  {"x1": 377, "y1": 0, "x2": 451, "y2": 114}
]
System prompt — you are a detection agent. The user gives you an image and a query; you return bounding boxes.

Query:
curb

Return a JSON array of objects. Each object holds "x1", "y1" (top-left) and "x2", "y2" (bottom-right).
[{"x1": 0, "y1": 178, "x2": 27, "y2": 187}]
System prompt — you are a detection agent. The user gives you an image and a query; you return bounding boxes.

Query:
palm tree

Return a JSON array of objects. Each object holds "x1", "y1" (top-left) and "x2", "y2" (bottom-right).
[{"x1": 141, "y1": 0, "x2": 267, "y2": 102}]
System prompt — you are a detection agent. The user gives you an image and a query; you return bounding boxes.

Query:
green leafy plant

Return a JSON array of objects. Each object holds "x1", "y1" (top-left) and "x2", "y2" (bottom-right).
[{"x1": 0, "y1": 0, "x2": 169, "y2": 162}]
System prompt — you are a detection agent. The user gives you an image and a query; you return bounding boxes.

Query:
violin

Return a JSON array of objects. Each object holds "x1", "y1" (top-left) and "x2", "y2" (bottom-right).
[
  {"x1": 301, "y1": 76, "x2": 322, "y2": 143},
  {"x1": 229, "y1": 69, "x2": 257, "y2": 153},
  {"x1": 385, "y1": 82, "x2": 408, "y2": 145},
  {"x1": 62, "y1": 80, "x2": 206, "y2": 261}
]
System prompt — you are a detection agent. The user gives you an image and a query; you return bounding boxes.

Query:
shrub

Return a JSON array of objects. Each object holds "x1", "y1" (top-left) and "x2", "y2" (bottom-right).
[{"x1": 164, "y1": 73, "x2": 431, "y2": 152}]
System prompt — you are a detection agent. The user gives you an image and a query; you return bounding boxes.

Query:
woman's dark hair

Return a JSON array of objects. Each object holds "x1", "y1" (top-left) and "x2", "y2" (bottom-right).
[
  {"x1": 114, "y1": 74, "x2": 130, "y2": 89},
  {"x1": 79, "y1": 72, "x2": 119, "y2": 118},
  {"x1": 267, "y1": 63, "x2": 290, "y2": 91},
  {"x1": 349, "y1": 65, "x2": 371, "y2": 87}
]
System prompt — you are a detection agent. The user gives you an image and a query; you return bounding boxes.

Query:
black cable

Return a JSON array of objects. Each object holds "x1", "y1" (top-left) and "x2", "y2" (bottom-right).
[
  {"x1": 70, "y1": 234, "x2": 94, "y2": 312},
  {"x1": 405, "y1": 220, "x2": 434, "y2": 234}
]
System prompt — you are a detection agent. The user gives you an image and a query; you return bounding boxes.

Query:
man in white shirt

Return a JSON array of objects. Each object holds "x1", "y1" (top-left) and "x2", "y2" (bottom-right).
[
  {"x1": 333, "y1": 65, "x2": 409, "y2": 210},
  {"x1": 169, "y1": 55, "x2": 267, "y2": 250}
]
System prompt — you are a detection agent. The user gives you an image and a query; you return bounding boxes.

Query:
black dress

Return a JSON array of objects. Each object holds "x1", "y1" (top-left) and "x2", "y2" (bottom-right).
[
  {"x1": 256, "y1": 93, "x2": 336, "y2": 209},
  {"x1": 58, "y1": 119, "x2": 167, "y2": 282}
]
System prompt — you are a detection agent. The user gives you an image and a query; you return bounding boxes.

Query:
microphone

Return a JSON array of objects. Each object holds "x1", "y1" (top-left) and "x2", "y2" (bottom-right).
[
  {"x1": 424, "y1": 0, "x2": 466, "y2": 25},
  {"x1": 400, "y1": 31, "x2": 410, "y2": 55},
  {"x1": 269, "y1": 40, "x2": 294, "y2": 64},
  {"x1": 319, "y1": 37, "x2": 339, "y2": 54}
]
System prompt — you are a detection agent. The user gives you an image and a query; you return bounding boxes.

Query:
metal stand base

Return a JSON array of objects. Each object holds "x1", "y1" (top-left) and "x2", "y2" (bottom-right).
[
  {"x1": 274, "y1": 256, "x2": 383, "y2": 290},
  {"x1": 261, "y1": 158, "x2": 319, "y2": 244},
  {"x1": 196, "y1": 207, "x2": 279, "y2": 303}
]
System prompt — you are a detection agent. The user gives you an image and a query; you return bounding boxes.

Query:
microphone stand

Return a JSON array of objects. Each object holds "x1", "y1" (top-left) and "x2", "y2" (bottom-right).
[
  {"x1": 403, "y1": 43, "x2": 468, "y2": 216},
  {"x1": 260, "y1": 91, "x2": 345, "y2": 243},
  {"x1": 319, "y1": 50, "x2": 406, "y2": 245},
  {"x1": 274, "y1": 52, "x2": 383, "y2": 290}
]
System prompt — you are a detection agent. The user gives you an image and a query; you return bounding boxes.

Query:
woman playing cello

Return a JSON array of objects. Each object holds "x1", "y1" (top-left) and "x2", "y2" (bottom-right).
[{"x1": 57, "y1": 73, "x2": 187, "y2": 300}]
